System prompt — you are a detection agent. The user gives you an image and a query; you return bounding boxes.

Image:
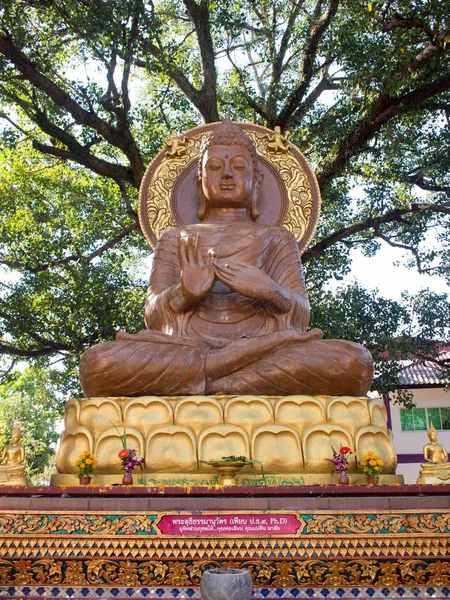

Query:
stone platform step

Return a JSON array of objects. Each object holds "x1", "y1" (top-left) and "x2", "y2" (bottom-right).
[{"x1": 50, "y1": 472, "x2": 404, "y2": 486}]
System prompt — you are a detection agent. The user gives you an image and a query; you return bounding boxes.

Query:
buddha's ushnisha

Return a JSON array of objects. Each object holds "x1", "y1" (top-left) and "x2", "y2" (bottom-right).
[{"x1": 80, "y1": 121, "x2": 373, "y2": 397}]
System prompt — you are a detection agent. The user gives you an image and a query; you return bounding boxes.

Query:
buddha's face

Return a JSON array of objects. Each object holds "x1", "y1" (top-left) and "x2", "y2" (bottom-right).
[
  {"x1": 11, "y1": 432, "x2": 20, "y2": 444},
  {"x1": 200, "y1": 144, "x2": 254, "y2": 209},
  {"x1": 429, "y1": 430, "x2": 437, "y2": 443}
]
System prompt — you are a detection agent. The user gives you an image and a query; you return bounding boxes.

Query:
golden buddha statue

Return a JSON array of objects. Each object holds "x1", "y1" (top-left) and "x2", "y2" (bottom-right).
[
  {"x1": 80, "y1": 120, "x2": 373, "y2": 398},
  {"x1": 0, "y1": 425, "x2": 28, "y2": 486},
  {"x1": 417, "y1": 424, "x2": 450, "y2": 484},
  {"x1": 52, "y1": 121, "x2": 403, "y2": 486}
]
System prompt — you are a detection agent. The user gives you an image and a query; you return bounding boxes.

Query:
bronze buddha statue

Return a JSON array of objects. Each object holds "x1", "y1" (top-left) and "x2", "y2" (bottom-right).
[{"x1": 80, "y1": 121, "x2": 373, "y2": 398}]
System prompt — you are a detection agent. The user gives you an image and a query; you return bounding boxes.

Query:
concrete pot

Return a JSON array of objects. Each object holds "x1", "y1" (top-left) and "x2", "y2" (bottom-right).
[{"x1": 200, "y1": 568, "x2": 252, "y2": 600}]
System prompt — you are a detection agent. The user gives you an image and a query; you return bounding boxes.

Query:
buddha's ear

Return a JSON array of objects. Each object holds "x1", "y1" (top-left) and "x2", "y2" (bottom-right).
[
  {"x1": 195, "y1": 174, "x2": 206, "y2": 220},
  {"x1": 250, "y1": 171, "x2": 263, "y2": 220}
]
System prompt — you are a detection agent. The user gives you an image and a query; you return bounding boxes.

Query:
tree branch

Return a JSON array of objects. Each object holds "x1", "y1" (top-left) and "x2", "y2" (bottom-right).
[
  {"x1": 303, "y1": 202, "x2": 450, "y2": 262},
  {"x1": 0, "y1": 86, "x2": 134, "y2": 183},
  {"x1": 381, "y1": 14, "x2": 436, "y2": 40},
  {"x1": 272, "y1": 0, "x2": 304, "y2": 82},
  {"x1": 317, "y1": 72, "x2": 450, "y2": 187},
  {"x1": 138, "y1": 0, "x2": 219, "y2": 121},
  {"x1": 0, "y1": 341, "x2": 72, "y2": 358},
  {"x1": 291, "y1": 65, "x2": 338, "y2": 125},
  {"x1": 118, "y1": 182, "x2": 140, "y2": 226},
  {"x1": 276, "y1": 0, "x2": 340, "y2": 129},
  {"x1": 32, "y1": 141, "x2": 135, "y2": 184},
  {"x1": 374, "y1": 230, "x2": 436, "y2": 275},
  {"x1": 225, "y1": 47, "x2": 270, "y2": 121},
  {"x1": 0, "y1": 30, "x2": 144, "y2": 185},
  {"x1": 407, "y1": 173, "x2": 450, "y2": 194},
  {"x1": 182, "y1": 0, "x2": 219, "y2": 122},
  {"x1": 0, "y1": 358, "x2": 18, "y2": 382},
  {"x1": 0, "y1": 329, "x2": 103, "y2": 358},
  {"x1": 0, "y1": 223, "x2": 139, "y2": 274},
  {"x1": 86, "y1": 223, "x2": 140, "y2": 263},
  {"x1": 138, "y1": 34, "x2": 217, "y2": 121}
]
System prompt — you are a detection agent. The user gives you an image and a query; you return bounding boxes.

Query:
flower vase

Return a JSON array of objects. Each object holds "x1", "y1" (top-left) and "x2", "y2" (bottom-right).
[
  {"x1": 337, "y1": 470, "x2": 349, "y2": 485},
  {"x1": 366, "y1": 475, "x2": 378, "y2": 485},
  {"x1": 79, "y1": 475, "x2": 92, "y2": 485},
  {"x1": 122, "y1": 470, "x2": 133, "y2": 486}
]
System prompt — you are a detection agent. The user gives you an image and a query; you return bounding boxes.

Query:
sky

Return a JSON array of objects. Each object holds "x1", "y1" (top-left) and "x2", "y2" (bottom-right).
[
  {"x1": 336, "y1": 243, "x2": 450, "y2": 302},
  {"x1": 328, "y1": 182, "x2": 449, "y2": 302}
]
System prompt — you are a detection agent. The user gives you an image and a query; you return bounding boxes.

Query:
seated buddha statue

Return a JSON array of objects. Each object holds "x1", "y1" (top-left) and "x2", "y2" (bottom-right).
[
  {"x1": 0, "y1": 426, "x2": 27, "y2": 485},
  {"x1": 417, "y1": 424, "x2": 450, "y2": 484},
  {"x1": 80, "y1": 120, "x2": 373, "y2": 398}
]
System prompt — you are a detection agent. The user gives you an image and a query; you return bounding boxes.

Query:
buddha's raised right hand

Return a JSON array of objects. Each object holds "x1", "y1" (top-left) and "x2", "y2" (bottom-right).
[{"x1": 178, "y1": 233, "x2": 215, "y2": 306}]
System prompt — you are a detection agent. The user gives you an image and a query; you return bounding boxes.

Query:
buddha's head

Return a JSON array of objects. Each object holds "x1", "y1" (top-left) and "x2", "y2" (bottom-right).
[
  {"x1": 11, "y1": 426, "x2": 21, "y2": 444},
  {"x1": 196, "y1": 119, "x2": 263, "y2": 220},
  {"x1": 428, "y1": 424, "x2": 438, "y2": 443}
]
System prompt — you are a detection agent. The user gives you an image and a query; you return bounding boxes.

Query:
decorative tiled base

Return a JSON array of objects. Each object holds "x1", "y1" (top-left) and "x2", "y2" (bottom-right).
[
  {"x1": 0, "y1": 586, "x2": 449, "y2": 598},
  {"x1": 1, "y1": 487, "x2": 450, "y2": 596}
]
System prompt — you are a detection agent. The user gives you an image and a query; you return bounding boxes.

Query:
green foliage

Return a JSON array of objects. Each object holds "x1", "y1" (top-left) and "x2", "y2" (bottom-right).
[{"x1": 0, "y1": 143, "x2": 147, "y2": 396}]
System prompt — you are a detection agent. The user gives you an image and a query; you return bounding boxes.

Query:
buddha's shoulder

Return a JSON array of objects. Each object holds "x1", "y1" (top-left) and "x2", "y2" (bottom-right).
[
  {"x1": 158, "y1": 223, "x2": 296, "y2": 242},
  {"x1": 263, "y1": 225, "x2": 295, "y2": 238},
  {"x1": 159, "y1": 224, "x2": 210, "y2": 238},
  {"x1": 259, "y1": 225, "x2": 297, "y2": 245},
  {"x1": 157, "y1": 226, "x2": 190, "y2": 242}
]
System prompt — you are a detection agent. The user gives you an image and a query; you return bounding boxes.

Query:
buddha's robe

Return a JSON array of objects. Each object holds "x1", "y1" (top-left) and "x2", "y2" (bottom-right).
[
  {"x1": 424, "y1": 444, "x2": 448, "y2": 464},
  {"x1": 0, "y1": 445, "x2": 25, "y2": 480},
  {"x1": 80, "y1": 224, "x2": 373, "y2": 397}
]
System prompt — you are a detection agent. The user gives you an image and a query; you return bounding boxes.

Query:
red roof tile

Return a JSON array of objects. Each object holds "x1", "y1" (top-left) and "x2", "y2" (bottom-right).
[{"x1": 399, "y1": 351, "x2": 450, "y2": 387}]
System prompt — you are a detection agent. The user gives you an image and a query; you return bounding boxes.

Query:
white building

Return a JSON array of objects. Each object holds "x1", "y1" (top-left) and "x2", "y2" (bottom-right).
[{"x1": 388, "y1": 350, "x2": 450, "y2": 484}]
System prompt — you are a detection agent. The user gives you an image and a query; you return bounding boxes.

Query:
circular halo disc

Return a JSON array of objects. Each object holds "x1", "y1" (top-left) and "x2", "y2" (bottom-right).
[{"x1": 139, "y1": 122, "x2": 321, "y2": 254}]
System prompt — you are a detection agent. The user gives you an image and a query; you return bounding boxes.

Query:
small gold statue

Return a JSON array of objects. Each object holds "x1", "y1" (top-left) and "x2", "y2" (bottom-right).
[
  {"x1": 416, "y1": 424, "x2": 450, "y2": 484},
  {"x1": 0, "y1": 425, "x2": 28, "y2": 486},
  {"x1": 265, "y1": 126, "x2": 290, "y2": 153},
  {"x1": 165, "y1": 131, "x2": 187, "y2": 158}
]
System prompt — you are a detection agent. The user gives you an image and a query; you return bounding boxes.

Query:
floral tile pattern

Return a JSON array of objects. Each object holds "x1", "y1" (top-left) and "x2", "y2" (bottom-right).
[{"x1": 0, "y1": 587, "x2": 449, "y2": 599}]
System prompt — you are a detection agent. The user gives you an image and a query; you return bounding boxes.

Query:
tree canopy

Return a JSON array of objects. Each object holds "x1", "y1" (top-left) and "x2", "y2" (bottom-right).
[{"x1": 0, "y1": 0, "x2": 449, "y2": 401}]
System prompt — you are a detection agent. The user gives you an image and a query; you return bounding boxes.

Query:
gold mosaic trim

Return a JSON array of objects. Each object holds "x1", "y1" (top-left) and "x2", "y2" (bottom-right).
[
  {"x1": 1, "y1": 511, "x2": 450, "y2": 537},
  {"x1": 0, "y1": 558, "x2": 449, "y2": 587},
  {"x1": 1, "y1": 535, "x2": 449, "y2": 560}
]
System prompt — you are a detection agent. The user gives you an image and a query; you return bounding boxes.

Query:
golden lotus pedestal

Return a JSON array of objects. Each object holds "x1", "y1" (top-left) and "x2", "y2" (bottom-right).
[
  {"x1": 0, "y1": 468, "x2": 27, "y2": 486},
  {"x1": 51, "y1": 393, "x2": 402, "y2": 486},
  {"x1": 417, "y1": 462, "x2": 450, "y2": 484},
  {"x1": 18, "y1": 391, "x2": 437, "y2": 600}
]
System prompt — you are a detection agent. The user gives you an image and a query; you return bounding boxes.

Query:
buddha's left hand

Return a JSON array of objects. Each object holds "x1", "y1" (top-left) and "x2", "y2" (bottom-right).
[{"x1": 214, "y1": 260, "x2": 292, "y2": 311}]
